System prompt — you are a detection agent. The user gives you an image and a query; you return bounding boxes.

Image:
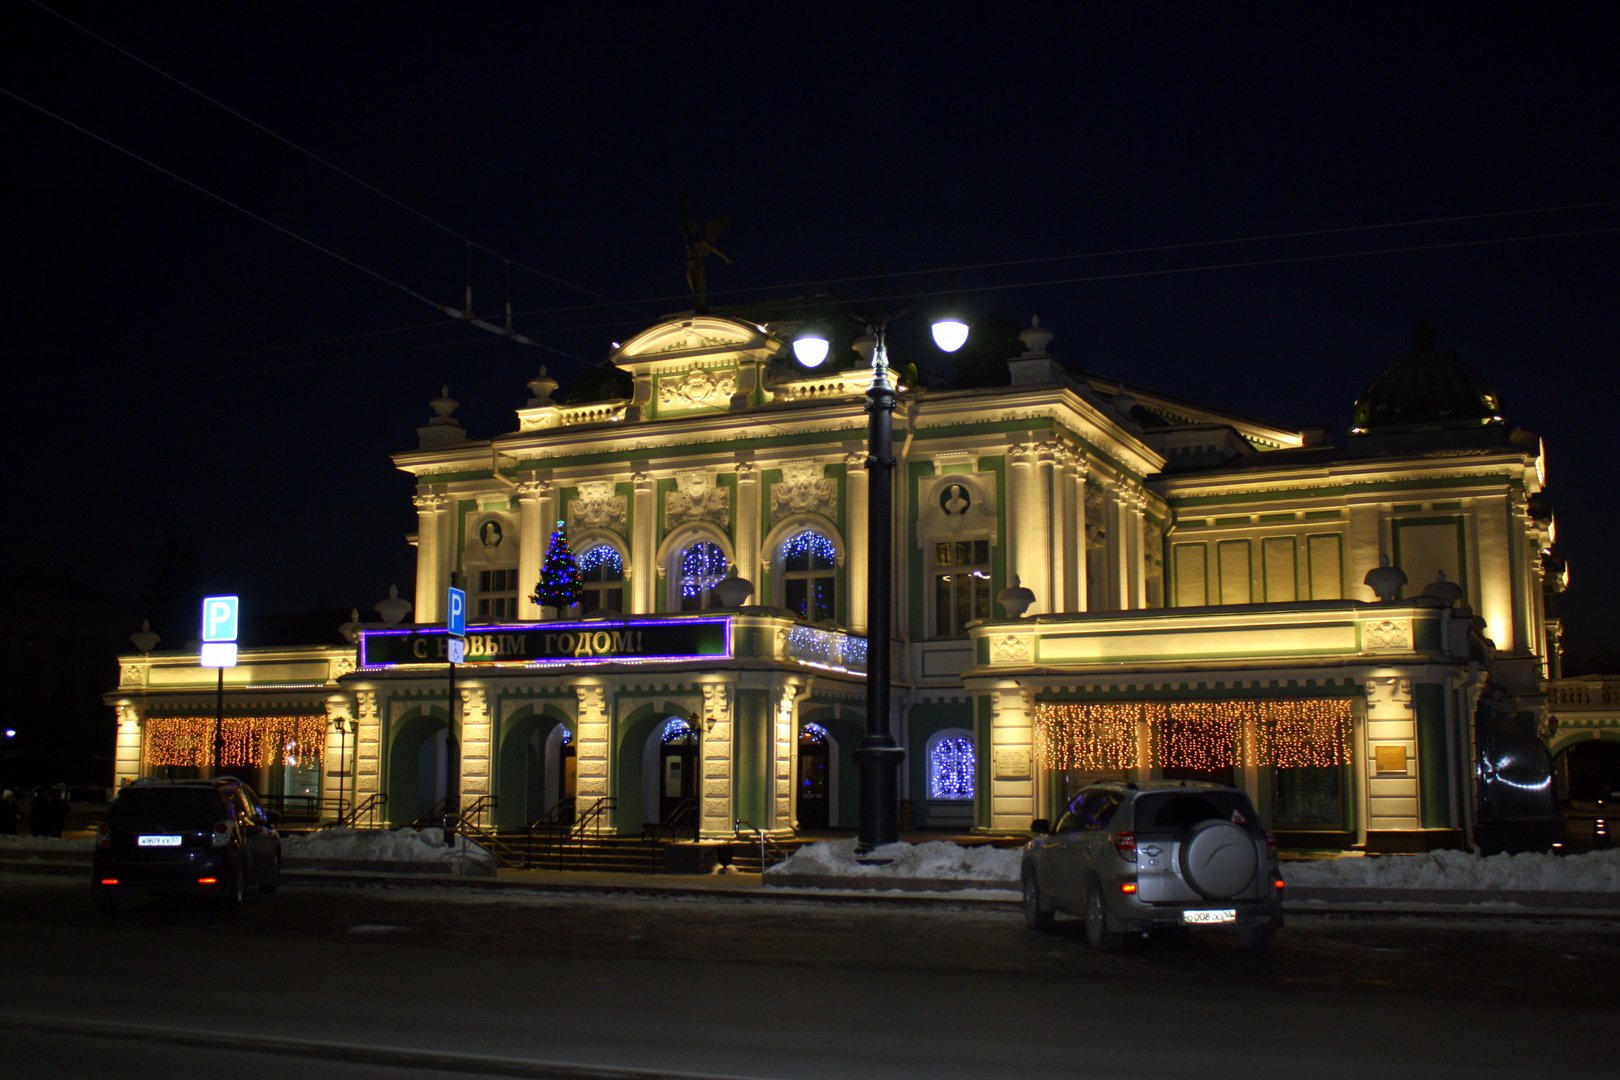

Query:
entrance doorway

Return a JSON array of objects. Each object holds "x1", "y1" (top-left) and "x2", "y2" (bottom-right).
[
  {"x1": 658, "y1": 716, "x2": 697, "y2": 822},
  {"x1": 797, "y1": 722, "x2": 830, "y2": 829}
]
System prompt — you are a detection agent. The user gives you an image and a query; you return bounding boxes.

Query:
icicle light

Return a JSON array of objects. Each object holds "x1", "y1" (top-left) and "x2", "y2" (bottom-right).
[
  {"x1": 144, "y1": 714, "x2": 328, "y2": 769},
  {"x1": 1033, "y1": 698, "x2": 1353, "y2": 771}
]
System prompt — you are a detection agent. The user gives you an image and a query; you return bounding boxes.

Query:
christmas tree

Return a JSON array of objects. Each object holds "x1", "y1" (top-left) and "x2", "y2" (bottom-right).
[{"x1": 531, "y1": 520, "x2": 583, "y2": 613}]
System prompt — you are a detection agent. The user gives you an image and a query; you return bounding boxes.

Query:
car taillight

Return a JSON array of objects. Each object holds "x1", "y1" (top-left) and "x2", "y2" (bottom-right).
[
  {"x1": 197, "y1": 877, "x2": 219, "y2": 885},
  {"x1": 98, "y1": 878, "x2": 119, "y2": 886},
  {"x1": 1114, "y1": 830, "x2": 1137, "y2": 862},
  {"x1": 1274, "y1": 879, "x2": 1286, "y2": 890},
  {"x1": 210, "y1": 821, "x2": 231, "y2": 848},
  {"x1": 1119, "y1": 882, "x2": 1138, "y2": 894},
  {"x1": 97, "y1": 822, "x2": 112, "y2": 848}
]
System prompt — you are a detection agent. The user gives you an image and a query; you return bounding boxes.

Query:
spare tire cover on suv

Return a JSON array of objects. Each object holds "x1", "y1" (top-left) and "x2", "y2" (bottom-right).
[{"x1": 1179, "y1": 818, "x2": 1258, "y2": 899}]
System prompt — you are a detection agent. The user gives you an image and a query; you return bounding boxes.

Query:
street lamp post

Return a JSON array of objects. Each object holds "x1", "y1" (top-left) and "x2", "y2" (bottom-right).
[{"x1": 795, "y1": 310, "x2": 968, "y2": 853}]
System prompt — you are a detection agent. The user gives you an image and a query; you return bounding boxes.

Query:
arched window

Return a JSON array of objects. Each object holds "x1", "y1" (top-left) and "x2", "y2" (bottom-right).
[
  {"x1": 578, "y1": 544, "x2": 625, "y2": 614},
  {"x1": 927, "y1": 732, "x2": 976, "y2": 800},
  {"x1": 782, "y1": 530, "x2": 837, "y2": 623},
  {"x1": 677, "y1": 542, "x2": 728, "y2": 612}
]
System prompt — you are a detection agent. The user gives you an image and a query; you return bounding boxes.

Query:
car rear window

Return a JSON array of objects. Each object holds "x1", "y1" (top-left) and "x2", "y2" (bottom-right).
[
  {"x1": 1136, "y1": 791, "x2": 1261, "y2": 831},
  {"x1": 109, "y1": 788, "x2": 227, "y2": 830}
]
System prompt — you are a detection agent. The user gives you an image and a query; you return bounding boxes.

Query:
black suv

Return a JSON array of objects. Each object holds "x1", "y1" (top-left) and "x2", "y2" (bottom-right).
[
  {"x1": 1022, "y1": 780, "x2": 1284, "y2": 951},
  {"x1": 92, "y1": 777, "x2": 281, "y2": 913}
]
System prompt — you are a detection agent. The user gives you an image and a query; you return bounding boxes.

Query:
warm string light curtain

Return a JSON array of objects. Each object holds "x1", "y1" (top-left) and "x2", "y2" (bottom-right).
[
  {"x1": 1034, "y1": 699, "x2": 1353, "y2": 771},
  {"x1": 144, "y1": 714, "x2": 329, "y2": 769}
]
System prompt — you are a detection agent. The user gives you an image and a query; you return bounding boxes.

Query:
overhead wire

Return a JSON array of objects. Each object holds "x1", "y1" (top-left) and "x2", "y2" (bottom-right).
[{"x1": 27, "y1": 0, "x2": 651, "y2": 321}]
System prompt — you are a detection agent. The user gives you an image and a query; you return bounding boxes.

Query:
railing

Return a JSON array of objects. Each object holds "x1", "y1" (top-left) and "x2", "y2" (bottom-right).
[
  {"x1": 345, "y1": 792, "x2": 387, "y2": 830},
  {"x1": 258, "y1": 793, "x2": 346, "y2": 827},
  {"x1": 642, "y1": 797, "x2": 698, "y2": 871},
  {"x1": 735, "y1": 818, "x2": 793, "y2": 871},
  {"x1": 534, "y1": 796, "x2": 617, "y2": 870},
  {"x1": 523, "y1": 797, "x2": 577, "y2": 868}
]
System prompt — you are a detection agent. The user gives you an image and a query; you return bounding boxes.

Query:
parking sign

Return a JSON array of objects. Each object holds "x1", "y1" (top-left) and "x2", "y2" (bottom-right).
[
  {"x1": 447, "y1": 586, "x2": 467, "y2": 637},
  {"x1": 201, "y1": 595, "x2": 239, "y2": 643}
]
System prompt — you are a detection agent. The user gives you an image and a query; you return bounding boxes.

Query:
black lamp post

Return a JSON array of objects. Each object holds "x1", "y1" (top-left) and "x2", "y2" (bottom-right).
[{"x1": 795, "y1": 310, "x2": 968, "y2": 852}]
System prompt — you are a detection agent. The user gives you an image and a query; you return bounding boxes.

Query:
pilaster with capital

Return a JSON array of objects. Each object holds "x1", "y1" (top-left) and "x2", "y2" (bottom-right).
[
  {"x1": 769, "y1": 677, "x2": 809, "y2": 834},
  {"x1": 986, "y1": 685, "x2": 1038, "y2": 832},
  {"x1": 1362, "y1": 676, "x2": 1419, "y2": 833},
  {"x1": 412, "y1": 493, "x2": 450, "y2": 622},
  {"x1": 353, "y1": 692, "x2": 382, "y2": 801},
  {"x1": 698, "y1": 681, "x2": 734, "y2": 839},
  {"x1": 631, "y1": 470, "x2": 656, "y2": 613},
  {"x1": 1070, "y1": 459, "x2": 1091, "y2": 612},
  {"x1": 112, "y1": 702, "x2": 144, "y2": 789},
  {"x1": 1005, "y1": 442, "x2": 1039, "y2": 615},
  {"x1": 734, "y1": 459, "x2": 760, "y2": 585},
  {"x1": 321, "y1": 693, "x2": 357, "y2": 812},
  {"x1": 573, "y1": 684, "x2": 614, "y2": 828},
  {"x1": 516, "y1": 479, "x2": 550, "y2": 620},
  {"x1": 457, "y1": 687, "x2": 493, "y2": 825},
  {"x1": 844, "y1": 448, "x2": 869, "y2": 632}
]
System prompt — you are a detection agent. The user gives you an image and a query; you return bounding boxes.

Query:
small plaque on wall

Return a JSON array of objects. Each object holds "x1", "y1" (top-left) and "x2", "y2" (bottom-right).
[
  {"x1": 1374, "y1": 745, "x2": 1408, "y2": 774},
  {"x1": 993, "y1": 748, "x2": 1030, "y2": 778}
]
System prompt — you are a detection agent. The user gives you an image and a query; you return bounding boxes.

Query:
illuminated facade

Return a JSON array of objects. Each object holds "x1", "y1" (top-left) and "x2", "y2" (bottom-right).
[{"x1": 107, "y1": 315, "x2": 1563, "y2": 852}]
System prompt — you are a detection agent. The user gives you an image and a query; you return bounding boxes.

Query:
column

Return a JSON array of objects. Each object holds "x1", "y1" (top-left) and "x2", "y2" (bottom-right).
[
  {"x1": 112, "y1": 702, "x2": 144, "y2": 788},
  {"x1": 412, "y1": 493, "x2": 449, "y2": 622},
  {"x1": 735, "y1": 458, "x2": 761, "y2": 585},
  {"x1": 1473, "y1": 493, "x2": 1515, "y2": 650},
  {"x1": 353, "y1": 691, "x2": 383, "y2": 820},
  {"x1": 1126, "y1": 487, "x2": 1148, "y2": 609},
  {"x1": 458, "y1": 686, "x2": 492, "y2": 827},
  {"x1": 1072, "y1": 461, "x2": 1091, "y2": 613},
  {"x1": 631, "y1": 469, "x2": 656, "y2": 613},
  {"x1": 1038, "y1": 442, "x2": 1064, "y2": 615},
  {"x1": 1006, "y1": 443, "x2": 1038, "y2": 612},
  {"x1": 844, "y1": 448, "x2": 869, "y2": 633},
  {"x1": 987, "y1": 684, "x2": 1036, "y2": 833},
  {"x1": 768, "y1": 679, "x2": 807, "y2": 835},
  {"x1": 573, "y1": 683, "x2": 614, "y2": 829},
  {"x1": 321, "y1": 693, "x2": 356, "y2": 818},
  {"x1": 698, "y1": 682, "x2": 735, "y2": 839},
  {"x1": 516, "y1": 480, "x2": 548, "y2": 620},
  {"x1": 1362, "y1": 676, "x2": 1419, "y2": 842}
]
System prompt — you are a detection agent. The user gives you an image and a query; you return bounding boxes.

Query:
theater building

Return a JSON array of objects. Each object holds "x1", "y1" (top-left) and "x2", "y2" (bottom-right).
[{"x1": 107, "y1": 312, "x2": 1564, "y2": 852}]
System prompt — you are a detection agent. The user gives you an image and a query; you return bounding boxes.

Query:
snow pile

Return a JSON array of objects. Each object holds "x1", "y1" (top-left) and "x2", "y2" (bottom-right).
[
  {"x1": 766, "y1": 838, "x2": 1021, "y2": 882},
  {"x1": 282, "y1": 827, "x2": 495, "y2": 872},
  {"x1": 0, "y1": 835, "x2": 93, "y2": 851},
  {"x1": 767, "y1": 838, "x2": 1620, "y2": 895},
  {"x1": 1283, "y1": 848, "x2": 1620, "y2": 893}
]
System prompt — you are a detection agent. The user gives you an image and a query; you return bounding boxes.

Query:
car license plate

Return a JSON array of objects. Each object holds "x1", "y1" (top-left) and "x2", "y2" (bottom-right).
[
  {"x1": 137, "y1": 835, "x2": 182, "y2": 847},
  {"x1": 1182, "y1": 908, "x2": 1237, "y2": 925}
]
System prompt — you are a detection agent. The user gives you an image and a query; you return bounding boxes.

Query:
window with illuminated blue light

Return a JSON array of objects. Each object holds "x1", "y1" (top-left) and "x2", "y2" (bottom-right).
[
  {"x1": 782, "y1": 530, "x2": 837, "y2": 623},
  {"x1": 927, "y1": 734, "x2": 976, "y2": 800},
  {"x1": 579, "y1": 544, "x2": 625, "y2": 614},
  {"x1": 676, "y1": 542, "x2": 728, "y2": 611}
]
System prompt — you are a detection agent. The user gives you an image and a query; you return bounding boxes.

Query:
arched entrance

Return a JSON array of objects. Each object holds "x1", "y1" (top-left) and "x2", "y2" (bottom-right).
[
  {"x1": 388, "y1": 710, "x2": 451, "y2": 825},
  {"x1": 495, "y1": 712, "x2": 576, "y2": 831},
  {"x1": 641, "y1": 716, "x2": 698, "y2": 826},
  {"x1": 1557, "y1": 739, "x2": 1620, "y2": 803},
  {"x1": 797, "y1": 722, "x2": 832, "y2": 829}
]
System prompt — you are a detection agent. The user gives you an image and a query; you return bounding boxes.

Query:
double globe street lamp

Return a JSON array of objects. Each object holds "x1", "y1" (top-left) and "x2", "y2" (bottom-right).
[{"x1": 793, "y1": 309, "x2": 968, "y2": 852}]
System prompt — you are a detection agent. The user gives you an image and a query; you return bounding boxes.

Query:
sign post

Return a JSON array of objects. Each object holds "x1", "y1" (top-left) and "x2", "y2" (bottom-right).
[
  {"x1": 199, "y1": 595, "x2": 240, "y2": 777},
  {"x1": 444, "y1": 586, "x2": 466, "y2": 846}
]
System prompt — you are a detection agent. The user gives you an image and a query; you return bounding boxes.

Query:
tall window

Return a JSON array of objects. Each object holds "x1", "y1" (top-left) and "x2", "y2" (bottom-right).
[
  {"x1": 677, "y1": 542, "x2": 728, "y2": 611},
  {"x1": 477, "y1": 568, "x2": 518, "y2": 621},
  {"x1": 782, "y1": 530, "x2": 837, "y2": 623},
  {"x1": 932, "y1": 539, "x2": 991, "y2": 637},
  {"x1": 578, "y1": 544, "x2": 625, "y2": 614},
  {"x1": 927, "y1": 732, "x2": 977, "y2": 800}
]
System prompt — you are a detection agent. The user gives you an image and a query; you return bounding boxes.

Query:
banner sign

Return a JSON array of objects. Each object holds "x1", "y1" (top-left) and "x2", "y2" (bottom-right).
[{"x1": 359, "y1": 618, "x2": 731, "y2": 668}]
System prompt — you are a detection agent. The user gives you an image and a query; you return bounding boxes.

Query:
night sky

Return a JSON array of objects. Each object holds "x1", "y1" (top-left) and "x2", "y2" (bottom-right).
[{"x1": 7, "y1": 3, "x2": 1618, "y2": 660}]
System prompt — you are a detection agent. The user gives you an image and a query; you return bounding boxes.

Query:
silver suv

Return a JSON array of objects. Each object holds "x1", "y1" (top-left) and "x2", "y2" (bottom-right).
[{"x1": 1021, "y1": 780, "x2": 1284, "y2": 951}]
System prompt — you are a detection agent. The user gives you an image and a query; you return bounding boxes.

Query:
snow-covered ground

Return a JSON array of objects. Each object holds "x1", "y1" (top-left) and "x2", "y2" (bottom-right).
[
  {"x1": 766, "y1": 837, "x2": 1620, "y2": 894},
  {"x1": 7, "y1": 829, "x2": 1618, "y2": 894}
]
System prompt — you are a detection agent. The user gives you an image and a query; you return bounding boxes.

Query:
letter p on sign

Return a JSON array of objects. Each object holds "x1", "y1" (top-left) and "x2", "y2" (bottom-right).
[{"x1": 201, "y1": 595, "x2": 240, "y2": 643}]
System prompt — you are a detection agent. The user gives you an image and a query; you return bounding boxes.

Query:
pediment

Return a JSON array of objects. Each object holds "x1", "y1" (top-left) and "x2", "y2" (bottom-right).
[{"x1": 611, "y1": 314, "x2": 782, "y2": 374}]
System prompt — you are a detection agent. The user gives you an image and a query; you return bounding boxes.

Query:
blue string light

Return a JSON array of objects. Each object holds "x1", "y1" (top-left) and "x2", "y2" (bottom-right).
[
  {"x1": 579, "y1": 544, "x2": 623, "y2": 575},
  {"x1": 661, "y1": 716, "x2": 695, "y2": 744},
  {"x1": 928, "y1": 736, "x2": 976, "y2": 800},
  {"x1": 679, "y1": 543, "x2": 727, "y2": 598},
  {"x1": 800, "y1": 722, "x2": 828, "y2": 744},
  {"x1": 782, "y1": 530, "x2": 837, "y2": 567}
]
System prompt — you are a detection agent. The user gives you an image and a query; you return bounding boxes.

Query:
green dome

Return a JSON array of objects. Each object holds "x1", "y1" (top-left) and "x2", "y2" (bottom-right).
[{"x1": 1351, "y1": 323, "x2": 1504, "y2": 435}]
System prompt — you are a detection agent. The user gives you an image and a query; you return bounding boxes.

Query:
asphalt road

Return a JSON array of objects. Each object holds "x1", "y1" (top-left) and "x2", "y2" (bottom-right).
[{"x1": 1, "y1": 872, "x2": 1614, "y2": 1078}]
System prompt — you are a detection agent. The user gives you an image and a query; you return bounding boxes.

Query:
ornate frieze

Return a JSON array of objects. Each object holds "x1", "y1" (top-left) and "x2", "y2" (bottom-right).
[
  {"x1": 1364, "y1": 618, "x2": 1414, "y2": 652},
  {"x1": 992, "y1": 635, "x2": 1033, "y2": 664},
  {"x1": 570, "y1": 480, "x2": 627, "y2": 536},
  {"x1": 666, "y1": 470, "x2": 729, "y2": 529},
  {"x1": 771, "y1": 460, "x2": 836, "y2": 522},
  {"x1": 658, "y1": 368, "x2": 737, "y2": 410}
]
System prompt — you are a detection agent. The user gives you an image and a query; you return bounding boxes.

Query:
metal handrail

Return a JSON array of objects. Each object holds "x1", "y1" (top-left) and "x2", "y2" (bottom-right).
[
  {"x1": 523, "y1": 796, "x2": 577, "y2": 868},
  {"x1": 345, "y1": 791, "x2": 387, "y2": 829},
  {"x1": 735, "y1": 818, "x2": 793, "y2": 870}
]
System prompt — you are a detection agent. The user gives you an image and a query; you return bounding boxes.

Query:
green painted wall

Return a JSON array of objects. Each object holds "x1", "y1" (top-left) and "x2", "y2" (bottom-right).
[{"x1": 1414, "y1": 681, "x2": 1450, "y2": 827}]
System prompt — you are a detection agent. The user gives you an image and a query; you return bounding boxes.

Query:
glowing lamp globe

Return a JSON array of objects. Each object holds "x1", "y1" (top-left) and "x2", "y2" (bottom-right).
[
  {"x1": 931, "y1": 318, "x2": 969, "y2": 353},
  {"x1": 793, "y1": 332, "x2": 830, "y2": 368}
]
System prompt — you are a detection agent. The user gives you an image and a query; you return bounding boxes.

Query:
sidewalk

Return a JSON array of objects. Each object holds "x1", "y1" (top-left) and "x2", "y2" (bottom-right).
[{"x1": 7, "y1": 843, "x2": 1619, "y2": 920}]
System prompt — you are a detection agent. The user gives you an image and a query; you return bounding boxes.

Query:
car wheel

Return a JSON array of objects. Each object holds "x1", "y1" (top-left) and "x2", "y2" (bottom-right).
[
  {"x1": 218, "y1": 862, "x2": 246, "y2": 910},
  {"x1": 258, "y1": 855, "x2": 281, "y2": 895},
  {"x1": 1085, "y1": 884, "x2": 1124, "y2": 953},
  {"x1": 1237, "y1": 924, "x2": 1275, "y2": 951},
  {"x1": 1022, "y1": 870, "x2": 1055, "y2": 931},
  {"x1": 92, "y1": 886, "x2": 119, "y2": 917}
]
